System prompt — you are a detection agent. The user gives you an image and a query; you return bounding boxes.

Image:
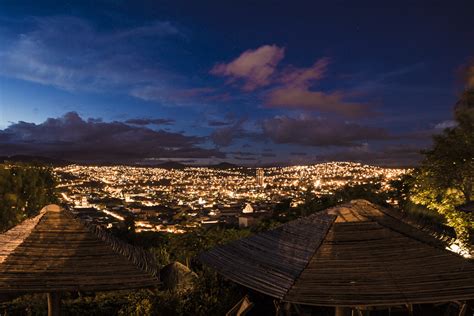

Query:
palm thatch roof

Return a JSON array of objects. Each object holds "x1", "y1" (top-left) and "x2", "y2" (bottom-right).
[
  {"x1": 159, "y1": 261, "x2": 197, "y2": 292},
  {"x1": 0, "y1": 205, "x2": 159, "y2": 293},
  {"x1": 200, "y1": 200, "x2": 474, "y2": 307}
]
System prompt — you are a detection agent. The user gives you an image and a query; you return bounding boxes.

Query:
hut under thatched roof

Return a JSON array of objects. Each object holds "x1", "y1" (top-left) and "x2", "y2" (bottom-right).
[
  {"x1": 160, "y1": 261, "x2": 197, "y2": 293},
  {"x1": 200, "y1": 200, "x2": 474, "y2": 312},
  {"x1": 0, "y1": 204, "x2": 159, "y2": 315}
]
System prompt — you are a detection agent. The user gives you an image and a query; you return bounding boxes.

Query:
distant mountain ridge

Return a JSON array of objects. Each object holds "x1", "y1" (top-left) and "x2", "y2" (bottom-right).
[
  {"x1": 0, "y1": 155, "x2": 241, "y2": 169},
  {"x1": 207, "y1": 162, "x2": 239, "y2": 169},
  {"x1": 146, "y1": 161, "x2": 240, "y2": 169},
  {"x1": 153, "y1": 161, "x2": 187, "y2": 169},
  {"x1": 0, "y1": 155, "x2": 413, "y2": 169}
]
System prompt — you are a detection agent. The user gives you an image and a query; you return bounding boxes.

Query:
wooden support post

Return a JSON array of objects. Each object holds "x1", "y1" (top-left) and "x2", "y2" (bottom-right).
[
  {"x1": 273, "y1": 300, "x2": 282, "y2": 316},
  {"x1": 354, "y1": 308, "x2": 368, "y2": 316},
  {"x1": 335, "y1": 306, "x2": 351, "y2": 316},
  {"x1": 458, "y1": 303, "x2": 468, "y2": 316},
  {"x1": 47, "y1": 292, "x2": 61, "y2": 316}
]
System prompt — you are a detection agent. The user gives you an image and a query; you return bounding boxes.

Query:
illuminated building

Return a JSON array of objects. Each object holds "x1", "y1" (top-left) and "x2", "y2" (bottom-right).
[{"x1": 256, "y1": 168, "x2": 264, "y2": 186}]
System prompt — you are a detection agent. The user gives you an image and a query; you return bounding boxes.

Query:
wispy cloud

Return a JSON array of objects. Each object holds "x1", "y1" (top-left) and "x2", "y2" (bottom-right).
[
  {"x1": 207, "y1": 119, "x2": 233, "y2": 127},
  {"x1": 210, "y1": 44, "x2": 285, "y2": 91},
  {"x1": 124, "y1": 118, "x2": 175, "y2": 126},
  {"x1": 130, "y1": 86, "x2": 230, "y2": 105},
  {"x1": 343, "y1": 62, "x2": 427, "y2": 95},
  {"x1": 265, "y1": 88, "x2": 373, "y2": 118},
  {"x1": 264, "y1": 57, "x2": 374, "y2": 117},
  {"x1": 434, "y1": 120, "x2": 457, "y2": 130},
  {"x1": 262, "y1": 115, "x2": 393, "y2": 147},
  {"x1": 0, "y1": 16, "x2": 186, "y2": 99},
  {"x1": 209, "y1": 119, "x2": 247, "y2": 147},
  {"x1": 277, "y1": 57, "x2": 330, "y2": 86}
]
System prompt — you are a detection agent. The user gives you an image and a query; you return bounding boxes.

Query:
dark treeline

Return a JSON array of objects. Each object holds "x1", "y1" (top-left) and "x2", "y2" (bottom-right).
[{"x1": 0, "y1": 163, "x2": 57, "y2": 232}]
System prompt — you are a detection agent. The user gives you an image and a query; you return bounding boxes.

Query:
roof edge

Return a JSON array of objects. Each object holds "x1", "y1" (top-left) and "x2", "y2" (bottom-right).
[
  {"x1": 0, "y1": 211, "x2": 46, "y2": 264},
  {"x1": 64, "y1": 207, "x2": 160, "y2": 280}
]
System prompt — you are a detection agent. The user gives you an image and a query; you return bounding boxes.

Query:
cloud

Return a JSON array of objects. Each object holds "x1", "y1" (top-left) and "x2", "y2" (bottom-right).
[
  {"x1": 1, "y1": 16, "x2": 234, "y2": 106},
  {"x1": 124, "y1": 118, "x2": 175, "y2": 126},
  {"x1": 130, "y1": 85, "x2": 232, "y2": 105},
  {"x1": 265, "y1": 88, "x2": 373, "y2": 117},
  {"x1": 209, "y1": 118, "x2": 265, "y2": 147},
  {"x1": 210, "y1": 45, "x2": 285, "y2": 91},
  {"x1": 206, "y1": 113, "x2": 240, "y2": 127},
  {"x1": 337, "y1": 63, "x2": 427, "y2": 96},
  {"x1": 233, "y1": 156, "x2": 258, "y2": 161},
  {"x1": 210, "y1": 45, "x2": 373, "y2": 117},
  {"x1": 264, "y1": 57, "x2": 373, "y2": 117},
  {"x1": 262, "y1": 115, "x2": 392, "y2": 147},
  {"x1": 209, "y1": 119, "x2": 246, "y2": 147},
  {"x1": 0, "y1": 112, "x2": 223, "y2": 163},
  {"x1": 110, "y1": 20, "x2": 182, "y2": 39},
  {"x1": 278, "y1": 58, "x2": 330, "y2": 87},
  {"x1": 434, "y1": 120, "x2": 457, "y2": 130},
  {"x1": 260, "y1": 152, "x2": 276, "y2": 157},
  {"x1": 207, "y1": 120, "x2": 232, "y2": 127},
  {"x1": 290, "y1": 152, "x2": 308, "y2": 156},
  {"x1": 229, "y1": 151, "x2": 257, "y2": 156},
  {"x1": 0, "y1": 16, "x2": 185, "y2": 98}
]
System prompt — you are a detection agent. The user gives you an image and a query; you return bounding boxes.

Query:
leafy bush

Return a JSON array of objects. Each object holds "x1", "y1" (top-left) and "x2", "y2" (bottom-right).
[{"x1": 0, "y1": 164, "x2": 58, "y2": 232}]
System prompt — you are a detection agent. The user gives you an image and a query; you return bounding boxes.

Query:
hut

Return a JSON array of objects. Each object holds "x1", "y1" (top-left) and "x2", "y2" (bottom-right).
[
  {"x1": 200, "y1": 200, "x2": 474, "y2": 315},
  {"x1": 0, "y1": 204, "x2": 160, "y2": 315}
]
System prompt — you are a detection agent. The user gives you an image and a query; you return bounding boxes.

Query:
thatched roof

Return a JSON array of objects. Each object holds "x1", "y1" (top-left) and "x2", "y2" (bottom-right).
[
  {"x1": 200, "y1": 200, "x2": 474, "y2": 307},
  {"x1": 160, "y1": 261, "x2": 197, "y2": 292},
  {"x1": 0, "y1": 205, "x2": 159, "y2": 293}
]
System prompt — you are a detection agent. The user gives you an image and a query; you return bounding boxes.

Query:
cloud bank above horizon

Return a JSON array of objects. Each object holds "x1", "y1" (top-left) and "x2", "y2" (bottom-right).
[{"x1": 1, "y1": 2, "x2": 472, "y2": 166}]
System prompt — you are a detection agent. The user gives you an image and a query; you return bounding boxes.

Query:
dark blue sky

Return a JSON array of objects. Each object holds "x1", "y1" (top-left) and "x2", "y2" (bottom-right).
[{"x1": 1, "y1": 1, "x2": 473, "y2": 166}]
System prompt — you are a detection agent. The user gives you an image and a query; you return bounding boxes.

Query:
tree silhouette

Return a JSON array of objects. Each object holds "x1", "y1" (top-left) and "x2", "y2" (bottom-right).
[
  {"x1": 411, "y1": 66, "x2": 474, "y2": 242},
  {"x1": 0, "y1": 164, "x2": 58, "y2": 232}
]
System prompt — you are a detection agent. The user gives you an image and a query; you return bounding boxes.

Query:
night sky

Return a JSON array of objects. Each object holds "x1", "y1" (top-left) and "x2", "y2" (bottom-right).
[{"x1": 1, "y1": 1, "x2": 473, "y2": 166}]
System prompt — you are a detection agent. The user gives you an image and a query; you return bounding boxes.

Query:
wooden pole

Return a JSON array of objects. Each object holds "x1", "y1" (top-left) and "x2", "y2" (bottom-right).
[
  {"x1": 458, "y1": 303, "x2": 468, "y2": 316},
  {"x1": 273, "y1": 300, "x2": 281, "y2": 316},
  {"x1": 335, "y1": 306, "x2": 351, "y2": 316},
  {"x1": 47, "y1": 292, "x2": 61, "y2": 316}
]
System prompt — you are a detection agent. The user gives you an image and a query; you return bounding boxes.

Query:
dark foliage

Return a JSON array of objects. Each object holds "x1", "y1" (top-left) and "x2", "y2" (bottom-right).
[{"x1": 0, "y1": 163, "x2": 58, "y2": 232}]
